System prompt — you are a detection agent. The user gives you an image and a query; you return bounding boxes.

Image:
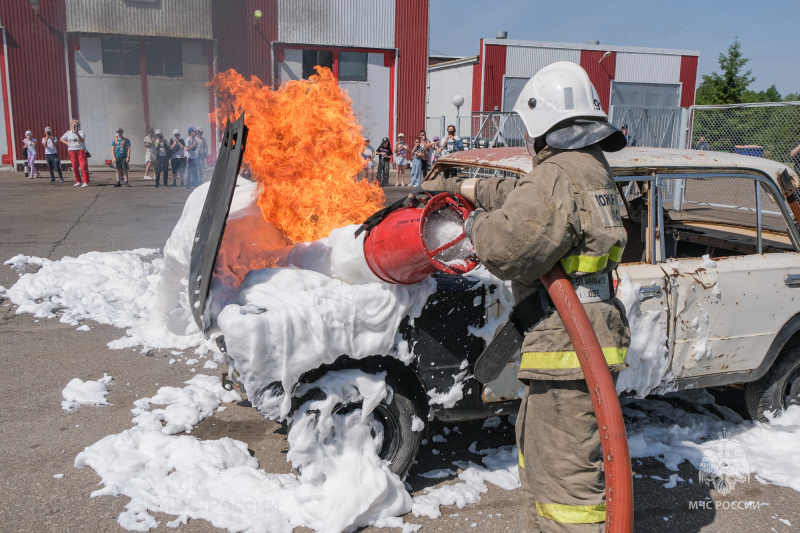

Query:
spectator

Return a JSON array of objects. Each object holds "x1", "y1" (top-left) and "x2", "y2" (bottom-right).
[
  {"x1": 184, "y1": 127, "x2": 200, "y2": 189},
  {"x1": 429, "y1": 135, "x2": 442, "y2": 168},
  {"x1": 60, "y1": 119, "x2": 90, "y2": 187},
  {"x1": 111, "y1": 127, "x2": 131, "y2": 187},
  {"x1": 143, "y1": 128, "x2": 156, "y2": 179},
  {"x1": 440, "y1": 125, "x2": 464, "y2": 178},
  {"x1": 169, "y1": 129, "x2": 186, "y2": 187},
  {"x1": 22, "y1": 130, "x2": 39, "y2": 179},
  {"x1": 418, "y1": 129, "x2": 432, "y2": 175},
  {"x1": 42, "y1": 127, "x2": 63, "y2": 182},
  {"x1": 362, "y1": 137, "x2": 375, "y2": 183},
  {"x1": 410, "y1": 137, "x2": 428, "y2": 187},
  {"x1": 394, "y1": 133, "x2": 408, "y2": 186},
  {"x1": 153, "y1": 129, "x2": 171, "y2": 188},
  {"x1": 196, "y1": 127, "x2": 208, "y2": 182},
  {"x1": 621, "y1": 124, "x2": 636, "y2": 147},
  {"x1": 376, "y1": 137, "x2": 392, "y2": 186},
  {"x1": 696, "y1": 136, "x2": 710, "y2": 151}
]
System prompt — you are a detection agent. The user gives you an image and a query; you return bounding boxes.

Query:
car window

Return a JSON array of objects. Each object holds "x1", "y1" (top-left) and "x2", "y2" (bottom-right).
[{"x1": 664, "y1": 176, "x2": 794, "y2": 257}]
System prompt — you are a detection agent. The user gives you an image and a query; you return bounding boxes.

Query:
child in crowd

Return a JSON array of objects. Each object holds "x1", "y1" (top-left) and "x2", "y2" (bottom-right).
[
  {"x1": 22, "y1": 131, "x2": 38, "y2": 178},
  {"x1": 394, "y1": 133, "x2": 408, "y2": 186},
  {"x1": 429, "y1": 135, "x2": 442, "y2": 168},
  {"x1": 376, "y1": 137, "x2": 392, "y2": 186},
  {"x1": 410, "y1": 137, "x2": 428, "y2": 187},
  {"x1": 362, "y1": 137, "x2": 375, "y2": 183}
]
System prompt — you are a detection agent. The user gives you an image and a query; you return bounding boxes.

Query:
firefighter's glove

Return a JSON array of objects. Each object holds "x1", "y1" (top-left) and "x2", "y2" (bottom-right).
[
  {"x1": 464, "y1": 208, "x2": 484, "y2": 241},
  {"x1": 421, "y1": 175, "x2": 462, "y2": 194}
]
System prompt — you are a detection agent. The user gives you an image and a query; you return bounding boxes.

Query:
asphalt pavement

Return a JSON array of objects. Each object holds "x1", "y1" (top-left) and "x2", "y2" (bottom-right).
[{"x1": 0, "y1": 169, "x2": 798, "y2": 532}]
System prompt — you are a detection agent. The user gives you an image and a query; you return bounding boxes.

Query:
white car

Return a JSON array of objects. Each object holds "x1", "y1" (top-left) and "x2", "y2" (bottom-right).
[
  {"x1": 437, "y1": 146, "x2": 800, "y2": 421},
  {"x1": 194, "y1": 130, "x2": 800, "y2": 476}
]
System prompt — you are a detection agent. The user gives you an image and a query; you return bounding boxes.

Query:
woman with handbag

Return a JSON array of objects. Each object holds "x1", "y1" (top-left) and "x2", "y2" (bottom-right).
[{"x1": 60, "y1": 119, "x2": 90, "y2": 187}]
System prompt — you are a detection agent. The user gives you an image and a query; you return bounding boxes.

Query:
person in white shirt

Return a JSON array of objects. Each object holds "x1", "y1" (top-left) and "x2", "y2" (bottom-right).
[
  {"x1": 60, "y1": 119, "x2": 90, "y2": 186},
  {"x1": 42, "y1": 127, "x2": 63, "y2": 182},
  {"x1": 143, "y1": 128, "x2": 157, "y2": 179},
  {"x1": 184, "y1": 127, "x2": 200, "y2": 188},
  {"x1": 22, "y1": 130, "x2": 39, "y2": 179}
]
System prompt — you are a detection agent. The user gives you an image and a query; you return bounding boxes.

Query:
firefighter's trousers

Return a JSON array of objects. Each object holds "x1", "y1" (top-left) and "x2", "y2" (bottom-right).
[{"x1": 516, "y1": 379, "x2": 606, "y2": 533}]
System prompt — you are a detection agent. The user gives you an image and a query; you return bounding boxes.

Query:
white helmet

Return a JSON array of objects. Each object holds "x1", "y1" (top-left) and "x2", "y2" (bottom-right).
[{"x1": 513, "y1": 61, "x2": 606, "y2": 140}]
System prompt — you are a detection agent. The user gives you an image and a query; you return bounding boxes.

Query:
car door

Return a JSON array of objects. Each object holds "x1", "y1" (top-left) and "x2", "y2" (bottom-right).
[{"x1": 663, "y1": 174, "x2": 800, "y2": 380}]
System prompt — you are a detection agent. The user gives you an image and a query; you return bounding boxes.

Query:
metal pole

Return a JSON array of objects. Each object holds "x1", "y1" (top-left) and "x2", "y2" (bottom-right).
[{"x1": 756, "y1": 182, "x2": 763, "y2": 254}]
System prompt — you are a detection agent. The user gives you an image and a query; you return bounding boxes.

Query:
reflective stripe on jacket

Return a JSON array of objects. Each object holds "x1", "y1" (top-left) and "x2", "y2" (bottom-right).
[{"x1": 469, "y1": 144, "x2": 631, "y2": 380}]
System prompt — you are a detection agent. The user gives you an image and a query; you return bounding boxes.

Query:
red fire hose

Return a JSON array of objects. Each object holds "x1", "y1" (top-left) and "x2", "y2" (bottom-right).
[{"x1": 540, "y1": 264, "x2": 633, "y2": 533}]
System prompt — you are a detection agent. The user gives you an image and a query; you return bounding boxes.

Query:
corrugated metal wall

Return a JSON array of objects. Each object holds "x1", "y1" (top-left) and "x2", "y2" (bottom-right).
[
  {"x1": 615, "y1": 52, "x2": 681, "y2": 84},
  {"x1": 394, "y1": 0, "x2": 427, "y2": 140},
  {"x1": 1, "y1": 0, "x2": 71, "y2": 163},
  {"x1": 679, "y1": 55, "x2": 698, "y2": 107},
  {"x1": 427, "y1": 61, "x2": 475, "y2": 128},
  {"x1": 471, "y1": 39, "x2": 483, "y2": 113},
  {"x1": 580, "y1": 50, "x2": 616, "y2": 114},
  {"x1": 505, "y1": 46, "x2": 580, "y2": 78},
  {"x1": 66, "y1": 0, "x2": 212, "y2": 39},
  {"x1": 277, "y1": 0, "x2": 395, "y2": 49},
  {"x1": 482, "y1": 44, "x2": 506, "y2": 112},
  {"x1": 213, "y1": 0, "x2": 277, "y2": 84}
]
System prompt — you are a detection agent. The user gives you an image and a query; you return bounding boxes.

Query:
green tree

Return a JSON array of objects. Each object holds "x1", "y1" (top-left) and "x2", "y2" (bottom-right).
[
  {"x1": 696, "y1": 38, "x2": 755, "y2": 105},
  {"x1": 741, "y1": 84, "x2": 782, "y2": 103},
  {"x1": 785, "y1": 92, "x2": 800, "y2": 102}
]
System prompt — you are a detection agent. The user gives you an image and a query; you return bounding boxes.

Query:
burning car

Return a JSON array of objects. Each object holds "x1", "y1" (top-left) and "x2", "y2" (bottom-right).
[{"x1": 191, "y1": 118, "x2": 800, "y2": 477}]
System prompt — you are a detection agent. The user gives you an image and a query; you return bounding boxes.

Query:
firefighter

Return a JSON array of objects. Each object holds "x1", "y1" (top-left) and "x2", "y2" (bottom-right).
[{"x1": 422, "y1": 61, "x2": 631, "y2": 532}]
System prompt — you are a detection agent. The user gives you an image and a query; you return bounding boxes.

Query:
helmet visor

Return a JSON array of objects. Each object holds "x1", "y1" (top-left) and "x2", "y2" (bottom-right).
[{"x1": 525, "y1": 133, "x2": 538, "y2": 158}]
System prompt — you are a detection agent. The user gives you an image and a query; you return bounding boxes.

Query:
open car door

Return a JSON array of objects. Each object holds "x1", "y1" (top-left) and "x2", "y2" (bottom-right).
[{"x1": 188, "y1": 113, "x2": 249, "y2": 332}]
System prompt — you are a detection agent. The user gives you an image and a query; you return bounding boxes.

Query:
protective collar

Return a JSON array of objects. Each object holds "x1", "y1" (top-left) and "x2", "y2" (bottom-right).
[{"x1": 545, "y1": 119, "x2": 627, "y2": 153}]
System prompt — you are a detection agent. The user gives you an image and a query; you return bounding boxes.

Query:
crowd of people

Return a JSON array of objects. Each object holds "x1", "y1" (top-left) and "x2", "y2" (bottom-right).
[
  {"x1": 20, "y1": 121, "x2": 209, "y2": 189},
  {"x1": 361, "y1": 125, "x2": 465, "y2": 187}
]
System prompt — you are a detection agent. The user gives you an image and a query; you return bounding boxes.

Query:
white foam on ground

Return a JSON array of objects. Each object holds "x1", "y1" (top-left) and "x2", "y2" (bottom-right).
[
  {"x1": 411, "y1": 444, "x2": 519, "y2": 519},
  {"x1": 76, "y1": 369, "x2": 423, "y2": 533},
  {"x1": 61, "y1": 373, "x2": 114, "y2": 412}
]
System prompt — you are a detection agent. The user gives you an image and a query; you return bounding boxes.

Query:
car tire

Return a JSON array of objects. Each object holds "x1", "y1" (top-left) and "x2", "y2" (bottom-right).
[
  {"x1": 294, "y1": 376, "x2": 423, "y2": 478},
  {"x1": 745, "y1": 338, "x2": 800, "y2": 422}
]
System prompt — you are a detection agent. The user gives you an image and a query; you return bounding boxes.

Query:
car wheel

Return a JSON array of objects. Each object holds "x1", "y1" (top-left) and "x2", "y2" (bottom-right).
[
  {"x1": 294, "y1": 376, "x2": 423, "y2": 478},
  {"x1": 745, "y1": 339, "x2": 800, "y2": 422}
]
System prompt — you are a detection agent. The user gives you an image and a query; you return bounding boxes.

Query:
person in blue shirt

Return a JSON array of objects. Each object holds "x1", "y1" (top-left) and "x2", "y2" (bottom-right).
[{"x1": 111, "y1": 127, "x2": 131, "y2": 187}]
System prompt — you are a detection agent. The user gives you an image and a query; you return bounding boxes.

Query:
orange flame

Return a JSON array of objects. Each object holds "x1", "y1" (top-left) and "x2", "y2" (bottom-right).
[{"x1": 210, "y1": 68, "x2": 385, "y2": 243}]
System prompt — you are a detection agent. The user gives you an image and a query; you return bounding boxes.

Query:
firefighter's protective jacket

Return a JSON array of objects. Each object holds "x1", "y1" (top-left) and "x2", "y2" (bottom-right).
[{"x1": 470, "y1": 144, "x2": 631, "y2": 381}]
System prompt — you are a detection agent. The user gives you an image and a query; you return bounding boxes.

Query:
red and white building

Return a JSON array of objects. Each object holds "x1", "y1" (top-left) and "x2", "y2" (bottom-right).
[
  {"x1": 0, "y1": 0, "x2": 429, "y2": 169},
  {"x1": 427, "y1": 36, "x2": 700, "y2": 146}
]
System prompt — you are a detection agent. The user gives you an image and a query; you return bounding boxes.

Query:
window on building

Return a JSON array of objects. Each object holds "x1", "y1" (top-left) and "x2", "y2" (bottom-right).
[
  {"x1": 339, "y1": 52, "x2": 368, "y2": 82},
  {"x1": 610, "y1": 82, "x2": 681, "y2": 107},
  {"x1": 302, "y1": 50, "x2": 333, "y2": 79},
  {"x1": 146, "y1": 41, "x2": 183, "y2": 78},
  {"x1": 101, "y1": 38, "x2": 140, "y2": 76}
]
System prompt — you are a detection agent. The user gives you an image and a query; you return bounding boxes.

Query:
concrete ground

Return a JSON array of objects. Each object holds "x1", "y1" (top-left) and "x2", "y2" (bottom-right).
[{"x1": 0, "y1": 169, "x2": 798, "y2": 532}]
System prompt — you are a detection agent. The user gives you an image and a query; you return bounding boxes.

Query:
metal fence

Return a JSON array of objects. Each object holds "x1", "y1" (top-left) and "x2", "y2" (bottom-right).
[
  {"x1": 610, "y1": 106, "x2": 682, "y2": 148},
  {"x1": 686, "y1": 102, "x2": 800, "y2": 168}
]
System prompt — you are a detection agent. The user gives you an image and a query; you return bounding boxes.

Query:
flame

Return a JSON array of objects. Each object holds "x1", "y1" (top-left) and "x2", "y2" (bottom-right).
[{"x1": 210, "y1": 68, "x2": 384, "y2": 243}]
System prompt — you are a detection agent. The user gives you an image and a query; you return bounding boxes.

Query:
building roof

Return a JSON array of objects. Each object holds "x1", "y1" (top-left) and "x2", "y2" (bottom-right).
[
  {"x1": 428, "y1": 55, "x2": 479, "y2": 71},
  {"x1": 482, "y1": 38, "x2": 699, "y2": 57}
]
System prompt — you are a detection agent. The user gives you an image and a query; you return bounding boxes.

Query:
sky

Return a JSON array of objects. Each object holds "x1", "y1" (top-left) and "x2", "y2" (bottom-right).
[{"x1": 429, "y1": 0, "x2": 799, "y2": 95}]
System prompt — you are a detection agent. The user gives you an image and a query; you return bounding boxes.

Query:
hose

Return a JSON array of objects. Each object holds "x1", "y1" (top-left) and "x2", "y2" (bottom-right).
[{"x1": 540, "y1": 264, "x2": 634, "y2": 533}]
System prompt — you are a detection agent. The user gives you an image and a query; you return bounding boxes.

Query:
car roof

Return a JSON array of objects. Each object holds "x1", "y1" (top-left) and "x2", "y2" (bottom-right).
[{"x1": 437, "y1": 147, "x2": 798, "y2": 185}]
